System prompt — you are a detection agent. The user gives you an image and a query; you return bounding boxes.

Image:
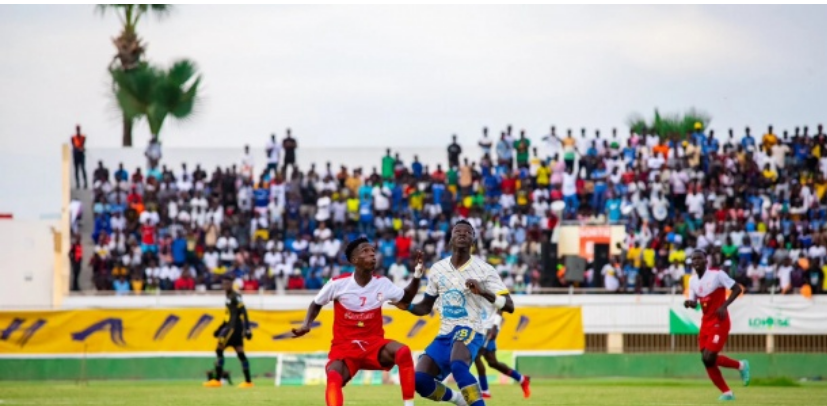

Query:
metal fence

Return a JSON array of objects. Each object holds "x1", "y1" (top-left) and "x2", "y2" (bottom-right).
[{"x1": 583, "y1": 333, "x2": 827, "y2": 353}]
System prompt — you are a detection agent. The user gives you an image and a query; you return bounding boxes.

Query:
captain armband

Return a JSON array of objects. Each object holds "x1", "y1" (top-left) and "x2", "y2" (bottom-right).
[{"x1": 493, "y1": 295, "x2": 507, "y2": 310}]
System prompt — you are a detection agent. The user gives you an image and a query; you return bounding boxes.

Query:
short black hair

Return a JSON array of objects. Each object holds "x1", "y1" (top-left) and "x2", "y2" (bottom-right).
[
  {"x1": 453, "y1": 219, "x2": 475, "y2": 235},
  {"x1": 222, "y1": 275, "x2": 234, "y2": 282},
  {"x1": 345, "y1": 237, "x2": 370, "y2": 262}
]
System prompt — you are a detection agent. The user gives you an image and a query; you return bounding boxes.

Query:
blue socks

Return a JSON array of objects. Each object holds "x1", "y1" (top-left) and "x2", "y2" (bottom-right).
[
  {"x1": 415, "y1": 371, "x2": 455, "y2": 402},
  {"x1": 478, "y1": 372, "x2": 489, "y2": 392},
  {"x1": 451, "y1": 361, "x2": 484, "y2": 406},
  {"x1": 508, "y1": 369, "x2": 523, "y2": 383}
]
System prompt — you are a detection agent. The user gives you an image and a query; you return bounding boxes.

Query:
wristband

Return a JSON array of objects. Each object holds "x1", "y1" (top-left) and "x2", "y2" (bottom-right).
[
  {"x1": 413, "y1": 263, "x2": 424, "y2": 278},
  {"x1": 492, "y1": 314, "x2": 503, "y2": 328},
  {"x1": 493, "y1": 295, "x2": 507, "y2": 310},
  {"x1": 408, "y1": 303, "x2": 415, "y2": 312}
]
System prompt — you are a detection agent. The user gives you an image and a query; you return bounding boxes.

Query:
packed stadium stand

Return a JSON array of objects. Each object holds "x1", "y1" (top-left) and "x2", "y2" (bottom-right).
[{"x1": 70, "y1": 125, "x2": 827, "y2": 297}]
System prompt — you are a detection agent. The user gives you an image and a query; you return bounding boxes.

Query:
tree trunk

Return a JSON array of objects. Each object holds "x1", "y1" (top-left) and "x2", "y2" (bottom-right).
[{"x1": 122, "y1": 114, "x2": 133, "y2": 147}]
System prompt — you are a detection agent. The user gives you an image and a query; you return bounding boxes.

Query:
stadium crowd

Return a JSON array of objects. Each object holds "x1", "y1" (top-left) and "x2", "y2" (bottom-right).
[{"x1": 72, "y1": 123, "x2": 827, "y2": 296}]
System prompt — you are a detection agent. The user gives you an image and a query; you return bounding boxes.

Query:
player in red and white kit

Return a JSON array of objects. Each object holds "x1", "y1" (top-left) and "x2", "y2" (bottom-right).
[
  {"x1": 684, "y1": 250, "x2": 750, "y2": 401},
  {"x1": 292, "y1": 237, "x2": 423, "y2": 406}
]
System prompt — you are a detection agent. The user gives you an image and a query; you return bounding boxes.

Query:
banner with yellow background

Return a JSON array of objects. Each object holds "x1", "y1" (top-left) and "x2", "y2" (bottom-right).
[{"x1": 0, "y1": 307, "x2": 583, "y2": 355}]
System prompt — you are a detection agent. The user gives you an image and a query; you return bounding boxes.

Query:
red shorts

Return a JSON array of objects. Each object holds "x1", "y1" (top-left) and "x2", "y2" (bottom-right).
[
  {"x1": 327, "y1": 337, "x2": 393, "y2": 380},
  {"x1": 698, "y1": 320, "x2": 730, "y2": 353}
]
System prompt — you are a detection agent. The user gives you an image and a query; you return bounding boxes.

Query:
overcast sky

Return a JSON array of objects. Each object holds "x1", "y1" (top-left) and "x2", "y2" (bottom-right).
[{"x1": 1, "y1": 4, "x2": 826, "y2": 153}]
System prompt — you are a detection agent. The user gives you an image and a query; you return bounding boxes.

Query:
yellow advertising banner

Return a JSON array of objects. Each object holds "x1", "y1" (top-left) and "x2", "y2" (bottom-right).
[{"x1": 0, "y1": 307, "x2": 583, "y2": 354}]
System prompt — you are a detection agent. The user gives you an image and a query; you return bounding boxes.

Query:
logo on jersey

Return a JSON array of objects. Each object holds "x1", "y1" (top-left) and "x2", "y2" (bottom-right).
[
  {"x1": 344, "y1": 311, "x2": 375, "y2": 321},
  {"x1": 376, "y1": 292, "x2": 384, "y2": 302},
  {"x1": 442, "y1": 289, "x2": 468, "y2": 319}
]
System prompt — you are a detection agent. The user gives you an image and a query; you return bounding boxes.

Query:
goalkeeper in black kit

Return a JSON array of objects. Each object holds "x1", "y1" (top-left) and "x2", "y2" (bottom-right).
[{"x1": 204, "y1": 276, "x2": 254, "y2": 388}]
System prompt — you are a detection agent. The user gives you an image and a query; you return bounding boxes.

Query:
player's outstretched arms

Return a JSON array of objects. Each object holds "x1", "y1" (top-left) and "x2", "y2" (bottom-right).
[
  {"x1": 466, "y1": 279, "x2": 515, "y2": 313},
  {"x1": 292, "y1": 302, "x2": 323, "y2": 338},
  {"x1": 402, "y1": 294, "x2": 436, "y2": 316}
]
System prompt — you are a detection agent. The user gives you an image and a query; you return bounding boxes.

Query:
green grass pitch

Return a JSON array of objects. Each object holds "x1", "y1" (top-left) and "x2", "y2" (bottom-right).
[{"x1": 0, "y1": 379, "x2": 825, "y2": 405}]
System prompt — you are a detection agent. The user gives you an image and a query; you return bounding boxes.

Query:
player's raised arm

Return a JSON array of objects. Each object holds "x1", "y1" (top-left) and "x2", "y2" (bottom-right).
[
  {"x1": 399, "y1": 251, "x2": 425, "y2": 303},
  {"x1": 399, "y1": 252, "x2": 439, "y2": 316}
]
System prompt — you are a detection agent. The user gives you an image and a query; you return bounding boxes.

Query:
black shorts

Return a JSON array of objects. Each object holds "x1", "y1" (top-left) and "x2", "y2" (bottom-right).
[{"x1": 219, "y1": 326, "x2": 244, "y2": 348}]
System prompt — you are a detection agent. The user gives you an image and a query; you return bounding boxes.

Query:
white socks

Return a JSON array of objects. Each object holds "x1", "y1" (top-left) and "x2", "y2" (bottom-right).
[
  {"x1": 404, "y1": 400, "x2": 415, "y2": 406},
  {"x1": 451, "y1": 391, "x2": 467, "y2": 406},
  {"x1": 738, "y1": 361, "x2": 745, "y2": 371}
]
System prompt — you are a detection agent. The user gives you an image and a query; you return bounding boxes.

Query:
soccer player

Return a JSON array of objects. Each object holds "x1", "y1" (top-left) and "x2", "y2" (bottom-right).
[
  {"x1": 400, "y1": 220, "x2": 514, "y2": 406},
  {"x1": 291, "y1": 237, "x2": 422, "y2": 406},
  {"x1": 204, "y1": 275, "x2": 254, "y2": 388},
  {"x1": 473, "y1": 306, "x2": 530, "y2": 399},
  {"x1": 684, "y1": 250, "x2": 750, "y2": 401}
]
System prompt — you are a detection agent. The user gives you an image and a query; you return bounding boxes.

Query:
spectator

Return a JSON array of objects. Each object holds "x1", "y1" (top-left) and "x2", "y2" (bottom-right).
[
  {"x1": 496, "y1": 132, "x2": 513, "y2": 169},
  {"x1": 514, "y1": 130, "x2": 531, "y2": 169},
  {"x1": 447, "y1": 134, "x2": 462, "y2": 168},
  {"x1": 286, "y1": 267, "x2": 305, "y2": 290},
  {"x1": 602, "y1": 260, "x2": 621, "y2": 292},
  {"x1": 69, "y1": 235, "x2": 83, "y2": 291},
  {"x1": 282, "y1": 128, "x2": 297, "y2": 175},
  {"x1": 79, "y1": 120, "x2": 826, "y2": 298},
  {"x1": 478, "y1": 127, "x2": 492, "y2": 157},
  {"x1": 388, "y1": 257, "x2": 409, "y2": 287},
  {"x1": 266, "y1": 133, "x2": 281, "y2": 177},
  {"x1": 382, "y1": 148, "x2": 395, "y2": 180},
  {"x1": 145, "y1": 135, "x2": 162, "y2": 169},
  {"x1": 241, "y1": 272, "x2": 259, "y2": 292},
  {"x1": 71, "y1": 125, "x2": 88, "y2": 189},
  {"x1": 113, "y1": 275, "x2": 131, "y2": 295},
  {"x1": 174, "y1": 266, "x2": 196, "y2": 291}
]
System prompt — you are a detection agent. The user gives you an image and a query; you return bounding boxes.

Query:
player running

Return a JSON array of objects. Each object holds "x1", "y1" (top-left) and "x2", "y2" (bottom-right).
[
  {"x1": 684, "y1": 250, "x2": 750, "y2": 401},
  {"x1": 204, "y1": 275, "x2": 254, "y2": 388},
  {"x1": 400, "y1": 219, "x2": 514, "y2": 406},
  {"x1": 292, "y1": 237, "x2": 422, "y2": 406},
  {"x1": 474, "y1": 305, "x2": 530, "y2": 399}
]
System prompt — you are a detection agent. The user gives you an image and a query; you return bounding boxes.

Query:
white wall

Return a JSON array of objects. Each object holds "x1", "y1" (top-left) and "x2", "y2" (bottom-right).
[
  {"x1": 0, "y1": 220, "x2": 57, "y2": 309},
  {"x1": 0, "y1": 150, "x2": 62, "y2": 221}
]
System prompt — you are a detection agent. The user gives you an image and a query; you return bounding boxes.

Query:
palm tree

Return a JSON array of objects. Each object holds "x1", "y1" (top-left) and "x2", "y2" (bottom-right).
[
  {"x1": 110, "y1": 60, "x2": 201, "y2": 143},
  {"x1": 627, "y1": 108, "x2": 712, "y2": 139},
  {"x1": 97, "y1": 4, "x2": 172, "y2": 146}
]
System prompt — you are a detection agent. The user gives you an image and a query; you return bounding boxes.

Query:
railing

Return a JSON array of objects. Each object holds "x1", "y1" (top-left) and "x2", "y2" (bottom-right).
[
  {"x1": 68, "y1": 285, "x2": 682, "y2": 297},
  {"x1": 68, "y1": 289, "x2": 321, "y2": 297},
  {"x1": 602, "y1": 333, "x2": 827, "y2": 354}
]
